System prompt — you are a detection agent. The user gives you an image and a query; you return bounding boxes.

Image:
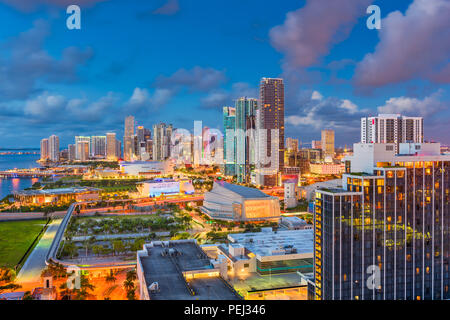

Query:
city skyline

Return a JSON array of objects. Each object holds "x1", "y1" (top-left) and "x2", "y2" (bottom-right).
[{"x1": 0, "y1": 0, "x2": 448, "y2": 148}]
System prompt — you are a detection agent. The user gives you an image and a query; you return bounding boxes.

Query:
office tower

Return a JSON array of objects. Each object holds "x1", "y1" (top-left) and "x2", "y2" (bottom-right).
[
  {"x1": 235, "y1": 97, "x2": 257, "y2": 183},
  {"x1": 144, "y1": 128, "x2": 151, "y2": 141},
  {"x1": 256, "y1": 77, "x2": 285, "y2": 186},
  {"x1": 361, "y1": 114, "x2": 424, "y2": 152},
  {"x1": 91, "y1": 136, "x2": 106, "y2": 158},
  {"x1": 152, "y1": 123, "x2": 172, "y2": 161},
  {"x1": 223, "y1": 106, "x2": 236, "y2": 176},
  {"x1": 76, "y1": 141, "x2": 89, "y2": 161},
  {"x1": 146, "y1": 139, "x2": 153, "y2": 160},
  {"x1": 40, "y1": 138, "x2": 49, "y2": 161},
  {"x1": 321, "y1": 129, "x2": 335, "y2": 159},
  {"x1": 124, "y1": 116, "x2": 135, "y2": 161},
  {"x1": 68, "y1": 144, "x2": 76, "y2": 161},
  {"x1": 48, "y1": 135, "x2": 59, "y2": 162},
  {"x1": 312, "y1": 140, "x2": 322, "y2": 149},
  {"x1": 116, "y1": 139, "x2": 122, "y2": 159},
  {"x1": 286, "y1": 138, "x2": 299, "y2": 153},
  {"x1": 313, "y1": 142, "x2": 450, "y2": 300},
  {"x1": 137, "y1": 126, "x2": 145, "y2": 143},
  {"x1": 106, "y1": 133, "x2": 117, "y2": 161},
  {"x1": 75, "y1": 136, "x2": 91, "y2": 160}
]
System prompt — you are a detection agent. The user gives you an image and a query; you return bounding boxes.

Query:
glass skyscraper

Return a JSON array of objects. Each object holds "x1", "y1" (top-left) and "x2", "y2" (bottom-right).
[{"x1": 313, "y1": 142, "x2": 450, "y2": 300}]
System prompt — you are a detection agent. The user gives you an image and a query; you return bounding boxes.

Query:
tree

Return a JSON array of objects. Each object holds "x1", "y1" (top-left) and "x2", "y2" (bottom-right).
[
  {"x1": 126, "y1": 287, "x2": 136, "y2": 300},
  {"x1": 126, "y1": 269, "x2": 137, "y2": 282},
  {"x1": 123, "y1": 279, "x2": 135, "y2": 292},
  {"x1": 105, "y1": 270, "x2": 116, "y2": 284},
  {"x1": 112, "y1": 240, "x2": 125, "y2": 256}
]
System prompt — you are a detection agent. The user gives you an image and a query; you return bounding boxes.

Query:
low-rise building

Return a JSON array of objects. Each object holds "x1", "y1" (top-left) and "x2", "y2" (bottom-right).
[
  {"x1": 13, "y1": 187, "x2": 100, "y2": 206},
  {"x1": 137, "y1": 240, "x2": 240, "y2": 300},
  {"x1": 119, "y1": 160, "x2": 174, "y2": 177},
  {"x1": 309, "y1": 162, "x2": 345, "y2": 175},
  {"x1": 201, "y1": 181, "x2": 280, "y2": 222},
  {"x1": 280, "y1": 216, "x2": 312, "y2": 230}
]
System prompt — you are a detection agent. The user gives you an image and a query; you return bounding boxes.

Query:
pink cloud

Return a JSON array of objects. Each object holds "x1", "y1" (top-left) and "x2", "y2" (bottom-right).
[
  {"x1": 354, "y1": 0, "x2": 450, "y2": 89},
  {"x1": 269, "y1": 0, "x2": 372, "y2": 70}
]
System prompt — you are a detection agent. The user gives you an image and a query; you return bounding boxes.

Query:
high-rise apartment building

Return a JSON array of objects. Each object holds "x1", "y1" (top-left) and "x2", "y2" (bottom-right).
[
  {"x1": 152, "y1": 123, "x2": 172, "y2": 161},
  {"x1": 235, "y1": 97, "x2": 257, "y2": 183},
  {"x1": 40, "y1": 138, "x2": 49, "y2": 161},
  {"x1": 361, "y1": 114, "x2": 423, "y2": 152},
  {"x1": 256, "y1": 77, "x2": 285, "y2": 186},
  {"x1": 321, "y1": 129, "x2": 335, "y2": 159},
  {"x1": 286, "y1": 138, "x2": 299, "y2": 153},
  {"x1": 106, "y1": 133, "x2": 117, "y2": 161},
  {"x1": 75, "y1": 136, "x2": 91, "y2": 160},
  {"x1": 76, "y1": 141, "x2": 90, "y2": 162},
  {"x1": 48, "y1": 135, "x2": 59, "y2": 162},
  {"x1": 90, "y1": 136, "x2": 106, "y2": 158},
  {"x1": 123, "y1": 116, "x2": 135, "y2": 161},
  {"x1": 313, "y1": 142, "x2": 450, "y2": 300},
  {"x1": 223, "y1": 106, "x2": 236, "y2": 176},
  {"x1": 68, "y1": 144, "x2": 76, "y2": 161}
]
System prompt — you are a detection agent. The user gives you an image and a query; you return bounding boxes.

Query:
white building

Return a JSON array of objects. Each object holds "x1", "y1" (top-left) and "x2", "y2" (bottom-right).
[
  {"x1": 48, "y1": 135, "x2": 59, "y2": 162},
  {"x1": 119, "y1": 160, "x2": 174, "y2": 177},
  {"x1": 201, "y1": 181, "x2": 280, "y2": 222},
  {"x1": 284, "y1": 181, "x2": 298, "y2": 209},
  {"x1": 361, "y1": 114, "x2": 423, "y2": 152}
]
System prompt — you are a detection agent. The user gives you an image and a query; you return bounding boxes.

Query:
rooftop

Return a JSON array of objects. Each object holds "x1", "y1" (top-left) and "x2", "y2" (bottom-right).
[
  {"x1": 216, "y1": 181, "x2": 270, "y2": 199},
  {"x1": 140, "y1": 241, "x2": 238, "y2": 300},
  {"x1": 13, "y1": 187, "x2": 101, "y2": 196},
  {"x1": 228, "y1": 229, "x2": 314, "y2": 258}
]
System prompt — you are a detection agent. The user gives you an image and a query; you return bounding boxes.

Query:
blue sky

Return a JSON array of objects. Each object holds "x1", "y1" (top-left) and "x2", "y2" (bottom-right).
[{"x1": 0, "y1": 0, "x2": 449, "y2": 148}]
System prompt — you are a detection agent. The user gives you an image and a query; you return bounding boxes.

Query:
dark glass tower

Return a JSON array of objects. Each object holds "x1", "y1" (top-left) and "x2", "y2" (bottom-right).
[{"x1": 314, "y1": 145, "x2": 450, "y2": 300}]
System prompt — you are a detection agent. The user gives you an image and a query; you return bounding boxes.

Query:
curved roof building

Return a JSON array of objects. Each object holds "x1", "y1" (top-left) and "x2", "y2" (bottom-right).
[{"x1": 201, "y1": 181, "x2": 280, "y2": 222}]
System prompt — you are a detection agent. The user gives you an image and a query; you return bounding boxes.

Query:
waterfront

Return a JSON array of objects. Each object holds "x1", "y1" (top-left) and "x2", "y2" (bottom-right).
[{"x1": 0, "y1": 150, "x2": 40, "y2": 199}]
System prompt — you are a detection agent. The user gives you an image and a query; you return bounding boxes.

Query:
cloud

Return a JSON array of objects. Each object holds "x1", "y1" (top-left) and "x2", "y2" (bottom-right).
[
  {"x1": 377, "y1": 90, "x2": 446, "y2": 117},
  {"x1": 285, "y1": 90, "x2": 368, "y2": 131},
  {"x1": 269, "y1": 0, "x2": 372, "y2": 70},
  {"x1": 152, "y1": 0, "x2": 180, "y2": 16},
  {"x1": 0, "y1": 0, "x2": 107, "y2": 12},
  {"x1": 125, "y1": 87, "x2": 174, "y2": 113},
  {"x1": 155, "y1": 66, "x2": 226, "y2": 92},
  {"x1": 354, "y1": 0, "x2": 450, "y2": 89},
  {"x1": 200, "y1": 82, "x2": 258, "y2": 109},
  {"x1": 0, "y1": 20, "x2": 93, "y2": 101},
  {"x1": 24, "y1": 92, "x2": 66, "y2": 117}
]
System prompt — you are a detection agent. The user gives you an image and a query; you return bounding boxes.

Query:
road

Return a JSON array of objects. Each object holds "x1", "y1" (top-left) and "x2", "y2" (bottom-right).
[{"x1": 16, "y1": 218, "x2": 63, "y2": 285}]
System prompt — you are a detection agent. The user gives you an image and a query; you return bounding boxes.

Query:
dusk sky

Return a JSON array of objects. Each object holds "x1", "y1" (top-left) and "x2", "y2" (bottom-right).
[{"x1": 0, "y1": 0, "x2": 449, "y2": 148}]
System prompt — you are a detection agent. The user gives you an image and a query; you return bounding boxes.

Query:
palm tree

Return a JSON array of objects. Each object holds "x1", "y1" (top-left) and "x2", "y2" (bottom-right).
[
  {"x1": 126, "y1": 269, "x2": 137, "y2": 282},
  {"x1": 105, "y1": 270, "x2": 116, "y2": 284},
  {"x1": 123, "y1": 279, "x2": 135, "y2": 292}
]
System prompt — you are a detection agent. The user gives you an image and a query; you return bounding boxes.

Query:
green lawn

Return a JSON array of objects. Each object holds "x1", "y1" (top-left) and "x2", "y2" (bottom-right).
[{"x1": 0, "y1": 219, "x2": 47, "y2": 269}]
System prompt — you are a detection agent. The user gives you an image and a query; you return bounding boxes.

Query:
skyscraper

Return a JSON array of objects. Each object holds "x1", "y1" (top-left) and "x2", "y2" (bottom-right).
[
  {"x1": 106, "y1": 133, "x2": 117, "y2": 161},
  {"x1": 124, "y1": 116, "x2": 135, "y2": 161},
  {"x1": 361, "y1": 114, "x2": 424, "y2": 152},
  {"x1": 313, "y1": 142, "x2": 450, "y2": 300},
  {"x1": 223, "y1": 106, "x2": 236, "y2": 176},
  {"x1": 40, "y1": 138, "x2": 49, "y2": 161},
  {"x1": 48, "y1": 135, "x2": 59, "y2": 162},
  {"x1": 256, "y1": 77, "x2": 285, "y2": 186},
  {"x1": 235, "y1": 97, "x2": 257, "y2": 183},
  {"x1": 152, "y1": 123, "x2": 172, "y2": 161},
  {"x1": 76, "y1": 141, "x2": 89, "y2": 161},
  {"x1": 321, "y1": 129, "x2": 335, "y2": 159},
  {"x1": 75, "y1": 136, "x2": 91, "y2": 160},
  {"x1": 68, "y1": 144, "x2": 76, "y2": 161},
  {"x1": 91, "y1": 136, "x2": 106, "y2": 158}
]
